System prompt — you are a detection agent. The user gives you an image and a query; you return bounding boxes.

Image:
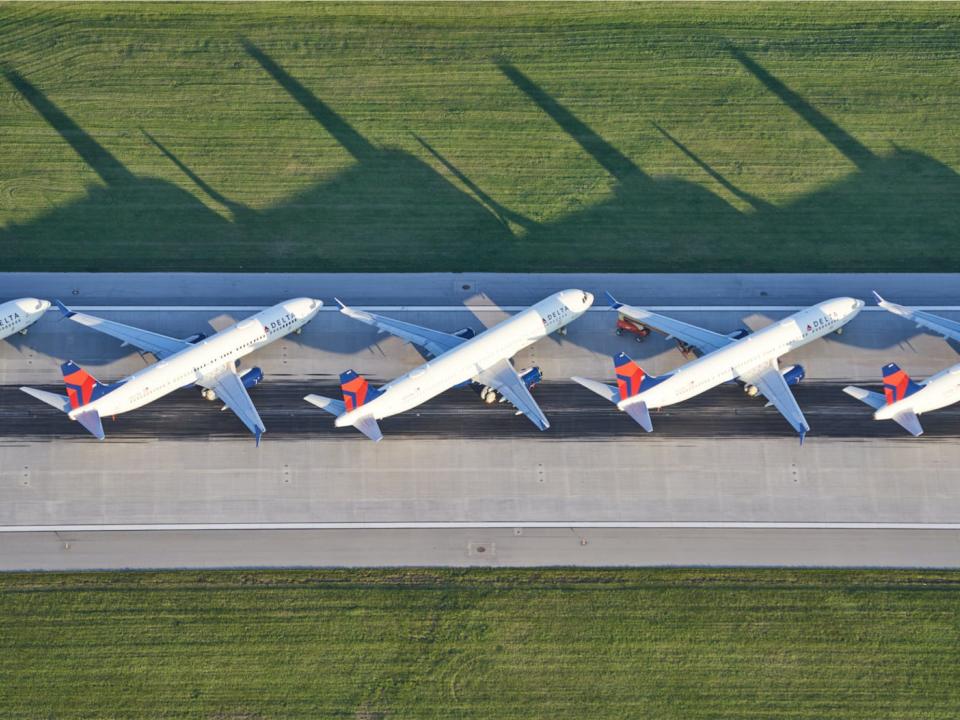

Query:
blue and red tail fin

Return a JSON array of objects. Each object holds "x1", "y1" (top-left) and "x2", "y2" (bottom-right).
[
  {"x1": 61, "y1": 361, "x2": 115, "y2": 410},
  {"x1": 340, "y1": 370, "x2": 383, "y2": 412},
  {"x1": 882, "y1": 363, "x2": 922, "y2": 405},
  {"x1": 613, "y1": 352, "x2": 665, "y2": 401}
]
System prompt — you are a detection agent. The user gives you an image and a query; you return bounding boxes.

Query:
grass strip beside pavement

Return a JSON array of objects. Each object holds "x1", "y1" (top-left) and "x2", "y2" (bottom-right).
[{"x1": 1, "y1": 568, "x2": 959, "y2": 718}]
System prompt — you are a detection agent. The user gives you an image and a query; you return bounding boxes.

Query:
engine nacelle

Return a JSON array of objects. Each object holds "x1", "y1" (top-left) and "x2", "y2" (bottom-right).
[
  {"x1": 454, "y1": 327, "x2": 477, "y2": 340},
  {"x1": 781, "y1": 364, "x2": 805, "y2": 387},
  {"x1": 519, "y1": 366, "x2": 542, "y2": 390},
  {"x1": 744, "y1": 383, "x2": 760, "y2": 397},
  {"x1": 727, "y1": 328, "x2": 749, "y2": 340},
  {"x1": 241, "y1": 366, "x2": 264, "y2": 389},
  {"x1": 184, "y1": 332, "x2": 207, "y2": 344},
  {"x1": 201, "y1": 367, "x2": 263, "y2": 401}
]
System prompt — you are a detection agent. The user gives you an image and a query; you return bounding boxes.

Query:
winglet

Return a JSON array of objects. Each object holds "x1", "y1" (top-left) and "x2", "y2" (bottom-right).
[
  {"x1": 604, "y1": 291, "x2": 623, "y2": 310},
  {"x1": 872, "y1": 290, "x2": 885, "y2": 306},
  {"x1": 255, "y1": 426, "x2": 264, "y2": 447},
  {"x1": 334, "y1": 297, "x2": 347, "y2": 310},
  {"x1": 53, "y1": 299, "x2": 75, "y2": 318},
  {"x1": 799, "y1": 429, "x2": 806, "y2": 447}
]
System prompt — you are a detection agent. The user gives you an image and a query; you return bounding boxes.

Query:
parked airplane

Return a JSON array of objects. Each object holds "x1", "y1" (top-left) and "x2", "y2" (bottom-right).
[
  {"x1": 21, "y1": 298, "x2": 323, "y2": 443},
  {"x1": 573, "y1": 294, "x2": 864, "y2": 441},
  {"x1": 305, "y1": 290, "x2": 594, "y2": 440},
  {"x1": 844, "y1": 291, "x2": 960, "y2": 436},
  {"x1": 0, "y1": 298, "x2": 51, "y2": 340}
]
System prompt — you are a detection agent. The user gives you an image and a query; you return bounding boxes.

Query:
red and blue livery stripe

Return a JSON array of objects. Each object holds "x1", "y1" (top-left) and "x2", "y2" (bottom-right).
[
  {"x1": 882, "y1": 363, "x2": 921, "y2": 405},
  {"x1": 614, "y1": 352, "x2": 646, "y2": 401},
  {"x1": 340, "y1": 370, "x2": 382, "y2": 412},
  {"x1": 61, "y1": 361, "x2": 116, "y2": 409}
]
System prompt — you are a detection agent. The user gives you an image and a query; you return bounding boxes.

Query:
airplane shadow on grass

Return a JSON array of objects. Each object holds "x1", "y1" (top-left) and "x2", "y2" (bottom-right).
[{"x1": 3, "y1": 44, "x2": 960, "y2": 361}]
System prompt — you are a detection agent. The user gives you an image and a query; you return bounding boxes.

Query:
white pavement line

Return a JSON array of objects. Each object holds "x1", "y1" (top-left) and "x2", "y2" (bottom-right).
[
  {"x1": 62, "y1": 305, "x2": 960, "y2": 313},
  {"x1": 2, "y1": 521, "x2": 959, "y2": 533}
]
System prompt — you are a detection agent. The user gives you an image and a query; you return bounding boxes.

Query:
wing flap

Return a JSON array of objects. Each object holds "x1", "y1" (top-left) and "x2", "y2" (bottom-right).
[
  {"x1": 875, "y1": 292, "x2": 960, "y2": 344},
  {"x1": 55, "y1": 301, "x2": 188, "y2": 359},
  {"x1": 616, "y1": 304, "x2": 733, "y2": 355},
  {"x1": 476, "y1": 359, "x2": 549, "y2": 431},
  {"x1": 204, "y1": 367, "x2": 265, "y2": 443},
  {"x1": 740, "y1": 362, "x2": 810, "y2": 438},
  {"x1": 338, "y1": 301, "x2": 466, "y2": 359}
]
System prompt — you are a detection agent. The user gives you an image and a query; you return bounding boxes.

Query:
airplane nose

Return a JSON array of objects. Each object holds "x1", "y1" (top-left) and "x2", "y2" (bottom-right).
[{"x1": 297, "y1": 298, "x2": 323, "y2": 317}]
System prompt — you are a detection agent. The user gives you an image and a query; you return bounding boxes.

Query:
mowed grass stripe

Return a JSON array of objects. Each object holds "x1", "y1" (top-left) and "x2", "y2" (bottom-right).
[
  {"x1": 1, "y1": 569, "x2": 959, "y2": 718},
  {"x1": 1, "y1": 3, "x2": 960, "y2": 271}
]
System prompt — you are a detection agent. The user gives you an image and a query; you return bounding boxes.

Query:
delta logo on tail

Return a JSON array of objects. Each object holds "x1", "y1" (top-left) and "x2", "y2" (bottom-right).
[
  {"x1": 882, "y1": 363, "x2": 922, "y2": 405},
  {"x1": 61, "y1": 361, "x2": 116, "y2": 409},
  {"x1": 614, "y1": 352, "x2": 646, "y2": 400},
  {"x1": 340, "y1": 370, "x2": 383, "y2": 411}
]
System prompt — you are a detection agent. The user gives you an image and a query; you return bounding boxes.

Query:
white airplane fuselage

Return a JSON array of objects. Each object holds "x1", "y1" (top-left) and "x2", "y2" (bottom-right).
[
  {"x1": 0, "y1": 298, "x2": 50, "y2": 339},
  {"x1": 620, "y1": 297, "x2": 864, "y2": 410},
  {"x1": 336, "y1": 289, "x2": 594, "y2": 426},
  {"x1": 874, "y1": 364, "x2": 960, "y2": 420},
  {"x1": 68, "y1": 298, "x2": 322, "y2": 420}
]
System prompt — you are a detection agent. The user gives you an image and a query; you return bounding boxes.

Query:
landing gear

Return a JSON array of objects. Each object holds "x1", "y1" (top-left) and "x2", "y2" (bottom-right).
[
  {"x1": 557, "y1": 326, "x2": 568, "y2": 337},
  {"x1": 18, "y1": 328, "x2": 28, "y2": 336},
  {"x1": 294, "y1": 327, "x2": 303, "y2": 335},
  {"x1": 835, "y1": 327, "x2": 844, "y2": 335}
]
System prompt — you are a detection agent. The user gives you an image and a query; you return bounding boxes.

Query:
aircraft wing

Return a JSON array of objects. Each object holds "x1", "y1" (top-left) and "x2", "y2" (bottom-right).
[
  {"x1": 874, "y1": 291, "x2": 960, "y2": 344},
  {"x1": 201, "y1": 366, "x2": 266, "y2": 444},
  {"x1": 617, "y1": 304, "x2": 734, "y2": 355},
  {"x1": 475, "y1": 359, "x2": 550, "y2": 431},
  {"x1": 739, "y1": 361, "x2": 810, "y2": 438},
  {"x1": 54, "y1": 301, "x2": 188, "y2": 359},
  {"x1": 337, "y1": 300, "x2": 467, "y2": 358}
]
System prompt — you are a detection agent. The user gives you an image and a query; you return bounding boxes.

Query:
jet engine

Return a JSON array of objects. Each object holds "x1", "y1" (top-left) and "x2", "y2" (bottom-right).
[
  {"x1": 201, "y1": 367, "x2": 263, "y2": 401},
  {"x1": 727, "y1": 328, "x2": 750, "y2": 340},
  {"x1": 184, "y1": 332, "x2": 207, "y2": 344},
  {"x1": 781, "y1": 364, "x2": 805, "y2": 386}
]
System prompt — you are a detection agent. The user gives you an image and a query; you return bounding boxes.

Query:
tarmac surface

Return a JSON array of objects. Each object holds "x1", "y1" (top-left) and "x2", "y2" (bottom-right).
[{"x1": 2, "y1": 273, "x2": 960, "y2": 570}]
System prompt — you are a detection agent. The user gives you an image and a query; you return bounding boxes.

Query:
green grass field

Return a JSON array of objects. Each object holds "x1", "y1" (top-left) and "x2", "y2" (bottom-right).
[
  {"x1": 3, "y1": 2, "x2": 960, "y2": 272},
  {"x1": 2, "y1": 569, "x2": 959, "y2": 718}
]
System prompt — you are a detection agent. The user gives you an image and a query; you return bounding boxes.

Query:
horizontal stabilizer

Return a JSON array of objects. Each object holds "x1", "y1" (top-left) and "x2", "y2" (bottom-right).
[
  {"x1": 304, "y1": 394, "x2": 346, "y2": 417},
  {"x1": 843, "y1": 385, "x2": 886, "y2": 411},
  {"x1": 892, "y1": 409, "x2": 924, "y2": 437},
  {"x1": 570, "y1": 376, "x2": 619, "y2": 404},
  {"x1": 623, "y1": 401, "x2": 653, "y2": 432},
  {"x1": 353, "y1": 415, "x2": 383, "y2": 442},
  {"x1": 20, "y1": 387, "x2": 71, "y2": 413},
  {"x1": 75, "y1": 410, "x2": 105, "y2": 440}
]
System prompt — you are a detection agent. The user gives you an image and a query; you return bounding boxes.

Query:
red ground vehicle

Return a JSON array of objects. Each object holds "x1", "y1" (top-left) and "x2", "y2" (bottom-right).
[{"x1": 615, "y1": 314, "x2": 651, "y2": 342}]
